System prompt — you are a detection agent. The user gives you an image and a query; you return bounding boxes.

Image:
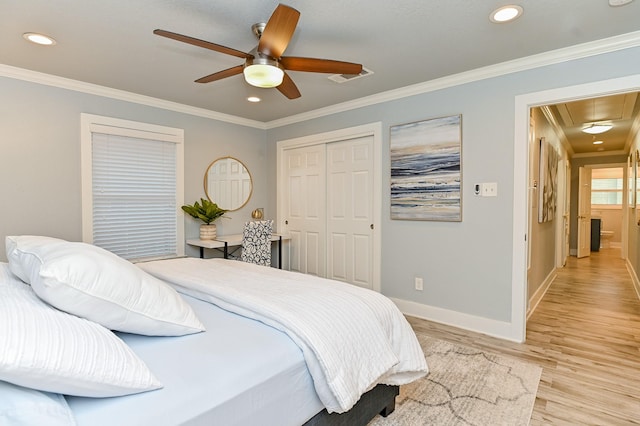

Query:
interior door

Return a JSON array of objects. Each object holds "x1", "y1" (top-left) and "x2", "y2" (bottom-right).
[
  {"x1": 326, "y1": 136, "x2": 374, "y2": 289},
  {"x1": 577, "y1": 166, "x2": 592, "y2": 258},
  {"x1": 283, "y1": 145, "x2": 326, "y2": 276}
]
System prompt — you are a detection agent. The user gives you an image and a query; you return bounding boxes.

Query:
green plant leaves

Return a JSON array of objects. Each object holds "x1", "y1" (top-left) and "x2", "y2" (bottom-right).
[{"x1": 181, "y1": 198, "x2": 227, "y2": 224}]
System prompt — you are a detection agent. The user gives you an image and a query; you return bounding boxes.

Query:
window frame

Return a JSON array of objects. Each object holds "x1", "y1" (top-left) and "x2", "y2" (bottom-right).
[
  {"x1": 80, "y1": 113, "x2": 185, "y2": 258},
  {"x1": 591, "y1": 176, "x2": 624, "y2": 210}
]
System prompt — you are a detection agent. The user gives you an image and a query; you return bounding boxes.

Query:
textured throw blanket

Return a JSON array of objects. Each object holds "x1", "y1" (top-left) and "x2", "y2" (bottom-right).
[{"x1": 139, "y1": 258, "x2": 428, "y2": 413}]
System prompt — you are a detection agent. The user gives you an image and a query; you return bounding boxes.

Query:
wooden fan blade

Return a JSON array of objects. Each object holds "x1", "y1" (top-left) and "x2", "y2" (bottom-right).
[
  {"x1": 258, "y1": 4, "x2": 300, "y2": 58},
  {"x1": 154, "y1": 29, "x2": 252, "y2": 59},
  {"x1": 280, "y1": 57, "x2": 362, "y2": 75},
  {"x1": 277, "y1": 72, "x2": 301, "y2": 99},
  {"x1": 195, "y1": 65, "x2": 244, "y2": 83}
]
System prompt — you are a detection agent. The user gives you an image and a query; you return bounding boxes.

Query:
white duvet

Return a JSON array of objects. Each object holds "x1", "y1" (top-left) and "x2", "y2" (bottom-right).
[{"x1": 139, "y1": 258, "x2": 428, "y2": 413}]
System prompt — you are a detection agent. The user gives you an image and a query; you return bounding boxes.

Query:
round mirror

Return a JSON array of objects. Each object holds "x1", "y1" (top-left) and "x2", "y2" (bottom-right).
[{"x1": 204, "y1": 157, "x2": 253, "y2": 211}]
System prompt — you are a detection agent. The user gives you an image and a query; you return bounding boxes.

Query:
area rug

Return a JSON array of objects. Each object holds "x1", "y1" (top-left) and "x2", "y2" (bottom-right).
[{"x1": 369, "y1": 335, "x2": 541, "y2": 426}]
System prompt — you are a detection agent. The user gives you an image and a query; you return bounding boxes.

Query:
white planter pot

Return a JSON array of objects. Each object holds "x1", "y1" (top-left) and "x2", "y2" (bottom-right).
[{"x1": 199, "y1": 224, "x2": 217, "y2": 240}]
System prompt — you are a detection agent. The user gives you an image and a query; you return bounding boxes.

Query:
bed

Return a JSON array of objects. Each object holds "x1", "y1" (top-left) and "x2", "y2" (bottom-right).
[{"x1": 1, "y1": 236, "x2": 428, "y2": 426}]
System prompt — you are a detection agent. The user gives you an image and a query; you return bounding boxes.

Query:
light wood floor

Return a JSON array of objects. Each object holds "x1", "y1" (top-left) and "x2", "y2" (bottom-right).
[{"x1": 407, "y1": 248, "x2": 640, "y2": 425}]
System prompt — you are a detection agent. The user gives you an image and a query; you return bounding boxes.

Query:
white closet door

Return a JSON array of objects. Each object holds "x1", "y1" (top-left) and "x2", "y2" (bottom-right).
[
  {"x1": 283, "y1": 145, "x2": 326, "y2": 276},
  {"x1": 327, "y1": 136, "x2": 374, "y2": 289}
]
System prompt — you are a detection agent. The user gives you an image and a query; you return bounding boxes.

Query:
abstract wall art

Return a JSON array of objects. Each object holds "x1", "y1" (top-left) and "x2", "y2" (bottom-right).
[
  {"x1": 538, "y1": 137, "x2": 558, "y2": 223},
  {"x1": 390, "y1": 115, "x2": 462, "y2": 221}
]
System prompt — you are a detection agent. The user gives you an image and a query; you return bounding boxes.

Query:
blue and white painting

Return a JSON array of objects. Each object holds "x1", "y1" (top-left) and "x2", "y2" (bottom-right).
[{"x1": 390, "y1": 115, "x2": 461, "y2": 221}]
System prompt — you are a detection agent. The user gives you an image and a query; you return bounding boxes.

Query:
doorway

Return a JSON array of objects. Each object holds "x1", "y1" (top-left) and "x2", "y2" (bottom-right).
[
  {"x1": 588, "y1": 166, "x2": 626, "y2": 256},
  {"x1": 512, "y1": 74, "x2": 640, "y2": 342}
]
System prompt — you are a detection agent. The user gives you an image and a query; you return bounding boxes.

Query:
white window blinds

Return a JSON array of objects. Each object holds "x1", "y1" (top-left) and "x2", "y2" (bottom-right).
[
  {"x1": 81, "y1": 114, "x2": 184, "y2": 262},
  {"x1": 91, "y1": 132, "x2": 178, "y2": 261}
]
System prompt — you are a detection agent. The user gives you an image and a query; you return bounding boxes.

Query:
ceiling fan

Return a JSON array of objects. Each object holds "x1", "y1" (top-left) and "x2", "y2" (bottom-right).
[{"x1": 154, "y1": 3, "x2": 363, "y2": 99}]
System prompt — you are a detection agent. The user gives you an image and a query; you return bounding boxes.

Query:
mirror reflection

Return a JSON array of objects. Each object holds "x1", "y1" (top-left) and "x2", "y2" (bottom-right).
[{"x1": 204, "y1": 157, "x2": 252, "y2": 211}]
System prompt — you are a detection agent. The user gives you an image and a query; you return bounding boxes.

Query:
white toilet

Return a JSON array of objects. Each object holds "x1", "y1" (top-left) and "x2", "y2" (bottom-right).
[{"x1": 600, "y1": 230, "x2": 614, "y2": 248}]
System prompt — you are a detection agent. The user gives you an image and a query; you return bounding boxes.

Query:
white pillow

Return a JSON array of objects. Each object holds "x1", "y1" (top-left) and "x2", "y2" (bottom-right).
[
  {"x1": 0, "y1": 263, "x2": 162, "y2": 397},
  {"x1": 5, "y1": 235, "x2": 204, "y2": 336},
  {"x1": 0, "y1": 380, "x2": 76, "y2": 426}
]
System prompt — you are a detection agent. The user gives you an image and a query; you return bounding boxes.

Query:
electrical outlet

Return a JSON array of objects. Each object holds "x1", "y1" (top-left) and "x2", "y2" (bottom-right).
[{"x1": 414, "y1": 277, "x2": 423, "y2": 291}]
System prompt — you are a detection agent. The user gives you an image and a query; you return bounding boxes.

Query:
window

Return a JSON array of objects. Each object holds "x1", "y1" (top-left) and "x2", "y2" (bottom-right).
[
  {"x1": 81, "y1": 114, "x2": 184, "y2": 261},
  {"x1": 591, "y1": 168, "x2": 623, "y2": 207}
]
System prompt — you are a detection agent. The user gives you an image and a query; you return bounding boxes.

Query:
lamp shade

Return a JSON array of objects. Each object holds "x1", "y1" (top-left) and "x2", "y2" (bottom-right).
[{"x1": 243, "y1": 59, "x2": 284, "y2": 88}]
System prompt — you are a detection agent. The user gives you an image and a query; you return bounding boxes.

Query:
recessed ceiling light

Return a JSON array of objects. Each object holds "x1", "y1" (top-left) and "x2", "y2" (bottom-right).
[
  {"x1": 490, "y1": 5, "x2": 523, "y2": 23},
  {"x1": 593, "y1": 140, "x2": 604, "y2": 145},
  {"x1": 609, "y1": 0, "x2": 633, "y2": 6},
  {"x1": 247, "y1": 96, "x2": 261, "y2": 103},
  {"x1": 23, "y1": 32, "x2": 56, "y2": 45}
]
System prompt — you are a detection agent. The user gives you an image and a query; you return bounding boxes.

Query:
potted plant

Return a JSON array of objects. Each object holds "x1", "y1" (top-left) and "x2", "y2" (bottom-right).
[{"x1": 181, "y1": 198, "x2": 228, "y2": 240}]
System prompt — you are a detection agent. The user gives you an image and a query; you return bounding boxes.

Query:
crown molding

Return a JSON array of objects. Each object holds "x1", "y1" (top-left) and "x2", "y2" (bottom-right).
[
  {"x1": 2, "y1": 30, "x2": 640, "y2": 130},
  {"x1": 0, "y1": 64, "x2": 267, "y2": 130},
  {"x1": 572, "y1": 149, "x2": 628, "y2": 159},
  {"x1": 266, "y1": 30, "x2": 640, "y2": 129}
]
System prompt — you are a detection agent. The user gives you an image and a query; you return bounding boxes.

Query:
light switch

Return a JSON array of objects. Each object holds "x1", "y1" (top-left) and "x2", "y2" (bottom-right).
[{"x1": 481, "y1": 182, "x2": 498, "y2": 197}]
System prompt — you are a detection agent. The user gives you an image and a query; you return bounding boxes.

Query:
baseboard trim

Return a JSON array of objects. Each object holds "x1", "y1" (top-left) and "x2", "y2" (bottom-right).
[
  {"x1": 391, "y1": 298, "x2": 520, "y2": 343},
  {"x1": 625, "y1": 259, "x2": 640, "y2": 301},
  {"x1": 527, "y1": 268, "x2": 557, "y2": 320}
]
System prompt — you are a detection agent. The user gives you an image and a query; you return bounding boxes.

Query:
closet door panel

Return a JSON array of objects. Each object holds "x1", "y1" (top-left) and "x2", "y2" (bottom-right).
[
  {"x1": 283, "y1": 146, "x2": 326, "y2": 276},
  {"x1": 327, "y1": 136, "x2": 374, "y2": 289}
]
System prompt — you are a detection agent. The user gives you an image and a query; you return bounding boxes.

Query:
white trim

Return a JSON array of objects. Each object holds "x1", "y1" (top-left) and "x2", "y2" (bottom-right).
[
  {"x1": 391, "y1": 298, "x2": 517, "y2": 343},
  {"x1": 513, "y1": 74, "x2": 640, "y2": 342},
  {"x1": 80, "y1": 113, "x2": 185, "y2": 257},
  {"x1": 265, "y1": 30, "x2": 640, "y2": 129},
  {"x1": 625, "y1": 259, "x2": 640, "y2": 301},
  {"x1": 527, "y1": 269, "x2": 557, "y2": 320},
  {"x1": 276, "y1": 123, "x2": 383, "y2": 292},
  {"x1": 3, "y1": 31, "x2": 640, "y2": 129},
  {"x1": 1, "y1": 64, "x2": 266, "y2": 130}
]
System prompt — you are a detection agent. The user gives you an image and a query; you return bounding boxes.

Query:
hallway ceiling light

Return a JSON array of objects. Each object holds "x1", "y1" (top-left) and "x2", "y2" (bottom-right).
[
  {"x1": 489, "y1": 5, "x2": 523, "y2": 23},
  {"x1": 23, "y1": 32, "x2": 56, "y2": 46},
  {"x1": 592, "y1": 140, "x2": 604, "y2": 145},
  {"x1": 582, "y1": 123, "x2": 613, "y2": 134}
]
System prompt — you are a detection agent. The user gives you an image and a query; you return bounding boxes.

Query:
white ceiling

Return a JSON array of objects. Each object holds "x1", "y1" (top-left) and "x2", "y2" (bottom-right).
[{"x1": 2, "y1": 0, "x2": 640, "y2": 150}]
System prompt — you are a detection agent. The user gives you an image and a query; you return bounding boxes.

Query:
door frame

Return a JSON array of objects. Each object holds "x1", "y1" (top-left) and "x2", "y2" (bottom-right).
[
  {"x1": 276, "y1": 122, "x2": 383, "y2": 292},
  {"x1": 583, "y1": 163, "x2": 628, "y2": 256},
  {"x1": 555, "y1": 158, "x2": 571, "y2": 267},
  {"x1": 513, "y1": 73, "x2": 640, "y2": 342}
]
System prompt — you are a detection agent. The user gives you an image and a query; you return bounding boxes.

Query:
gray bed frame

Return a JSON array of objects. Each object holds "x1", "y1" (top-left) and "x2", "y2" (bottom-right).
[{"x1": 303, "y1": 384, "x2": 399, "y2": 426}]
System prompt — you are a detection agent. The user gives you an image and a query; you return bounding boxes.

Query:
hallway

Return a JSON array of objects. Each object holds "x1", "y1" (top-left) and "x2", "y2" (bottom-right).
[
  {"x1": 407, "y1": 248, "x2": 640, "y2": 424},
  {"x1": 528, "y1": 248, "x2": 640, "y2": 424}
]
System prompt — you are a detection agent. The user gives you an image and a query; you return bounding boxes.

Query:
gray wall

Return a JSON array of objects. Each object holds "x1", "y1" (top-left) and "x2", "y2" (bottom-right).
[
  {"x1": 2, "y1": 43, "x2": 639, "y2": 334},
  {"x1": 266, "y1": 46, "x2": 640, "y2": 324},
  {"x1": 527, "y1": 108, "x2": 562, "y2": 301},
  {"x1": 0, "y1": 77, "x2": 267, "y2": 261}
]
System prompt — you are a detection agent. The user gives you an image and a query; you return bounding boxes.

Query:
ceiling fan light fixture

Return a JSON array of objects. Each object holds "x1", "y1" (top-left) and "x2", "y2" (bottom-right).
[
  {"x1": 243, "y1": 58, "x2": 284, "y2": 88},
  {"x1": 582, "y1": 123, "x2": 613, "y2": 134}
]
